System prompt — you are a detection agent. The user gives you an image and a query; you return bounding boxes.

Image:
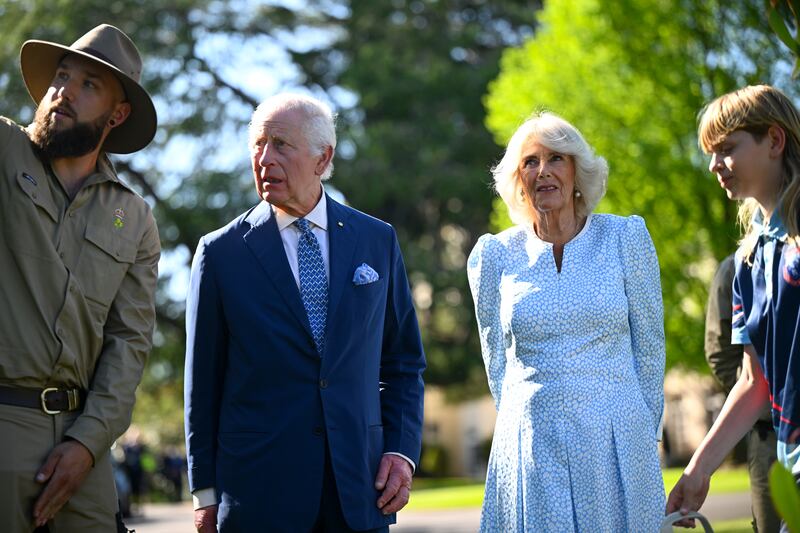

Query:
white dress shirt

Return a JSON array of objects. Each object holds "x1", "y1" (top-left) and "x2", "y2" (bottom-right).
[{"x1": 192, "y1": 191, "x2": 414, "y2": 510}]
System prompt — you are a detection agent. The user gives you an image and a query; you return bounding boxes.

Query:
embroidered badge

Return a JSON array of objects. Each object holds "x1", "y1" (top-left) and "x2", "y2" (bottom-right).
[
  {"x1": 22, "y1": 173, "x2": 38, "y2": 186},
  {"x1": 114, "y1": 208, "x2": 125, "y2": 229},
  {"x1": 783, "y1": 245, "x2": 800, "y2": 287}
]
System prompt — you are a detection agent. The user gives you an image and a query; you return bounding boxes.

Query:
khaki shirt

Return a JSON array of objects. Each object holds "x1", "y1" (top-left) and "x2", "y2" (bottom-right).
[
  {"x1": 0, "y1": 117, "x2": 160, "y2": 460},
  {"x1": 705, "y1": 254, "x2": 740, "y2": 392}
]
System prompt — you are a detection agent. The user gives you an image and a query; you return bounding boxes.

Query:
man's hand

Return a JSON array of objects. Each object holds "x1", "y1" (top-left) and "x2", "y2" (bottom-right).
[
  {"x1": 32, "y1": 440, "x2": 94, "y2": 527},
  {"x1": 665, "y1": 469, "x2": 711, "y2": 528},
  {"x1": 374, "y1": 454, "x2": 413, "y2": 515},
  {"x1": 195, "y1": 504, "x2": 218, "y2": 532}
]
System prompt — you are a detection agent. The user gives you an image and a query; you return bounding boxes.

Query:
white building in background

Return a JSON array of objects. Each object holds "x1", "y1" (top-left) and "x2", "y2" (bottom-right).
[
  {"x1": 422, "y1": 387, "x2": 496, "y2": 478},
  {"x1": 661, "y1": 368, "x2": 726, "y2": 466}
]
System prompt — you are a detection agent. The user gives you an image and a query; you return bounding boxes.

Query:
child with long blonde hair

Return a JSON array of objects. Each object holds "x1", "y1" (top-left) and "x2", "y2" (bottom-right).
[{"x1": 667, "y1": 85, "x2": 800, "y2": 529}]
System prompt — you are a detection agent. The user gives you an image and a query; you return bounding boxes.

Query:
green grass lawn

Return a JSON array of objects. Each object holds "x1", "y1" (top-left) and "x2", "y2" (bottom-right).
[
  {"x1": 407, "y1": 467, "x2": 750, "y2": 511},
  {"x1": 662, "y1": 466, "x2": 750, "y2": 495},
  {"x1": 406, "y1": 483, "x2": 485, "y2": 510}
]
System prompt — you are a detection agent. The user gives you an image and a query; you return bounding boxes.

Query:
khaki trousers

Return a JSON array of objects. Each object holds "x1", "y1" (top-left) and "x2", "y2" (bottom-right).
[
  {"x1": 0, "y1": 404, "x2": 117, "y2": 533},
  {"x1": 747, "y1": 425, "x2": 780, "y2": 533}
]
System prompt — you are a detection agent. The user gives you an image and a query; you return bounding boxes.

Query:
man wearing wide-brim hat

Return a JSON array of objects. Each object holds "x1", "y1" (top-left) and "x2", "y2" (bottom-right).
[{"x1": 0, "y1": 24, "x2": 160, "y2": 531}]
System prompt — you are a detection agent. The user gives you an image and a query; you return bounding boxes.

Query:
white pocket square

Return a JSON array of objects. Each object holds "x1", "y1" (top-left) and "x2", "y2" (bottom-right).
[{"x1": 353, "y1": 263, "x2": 379, "y2": 285}]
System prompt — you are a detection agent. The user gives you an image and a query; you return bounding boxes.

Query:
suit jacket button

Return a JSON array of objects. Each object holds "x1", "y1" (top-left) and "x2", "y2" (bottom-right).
[
  {"x1": 313, "y1": 426, "x2": 324, "y2": 436},
  {"x1": 319, "y1": 379, "x2": 328, "y2": 389}
]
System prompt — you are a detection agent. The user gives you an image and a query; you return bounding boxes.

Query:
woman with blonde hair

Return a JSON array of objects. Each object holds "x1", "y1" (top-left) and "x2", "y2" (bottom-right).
[
  {"x1": 467, "y1": 112, "x2": 665, "y2": 531},
  {"x1": 668, "y1": 85, "x2": 800, "y2": 530}
]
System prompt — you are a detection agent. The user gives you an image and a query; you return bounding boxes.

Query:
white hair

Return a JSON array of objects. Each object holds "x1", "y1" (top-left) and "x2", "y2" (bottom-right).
[
  {"x1": 249, "y1": 93, "x2": 337, "y2": 180},
  {"x1": 493, "y1": 112, "x2": 608, "y2": 225}
]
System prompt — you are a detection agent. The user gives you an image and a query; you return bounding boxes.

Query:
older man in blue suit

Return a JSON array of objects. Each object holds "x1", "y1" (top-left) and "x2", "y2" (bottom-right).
[{"x1": 184, "y1": 93, "x2": 426, "y2": 532}]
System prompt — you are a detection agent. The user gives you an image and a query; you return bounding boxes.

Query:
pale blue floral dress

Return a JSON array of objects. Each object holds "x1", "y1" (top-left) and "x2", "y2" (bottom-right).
[{"x1": 467, "y1": 214, "x2": 665, "y2": 533}]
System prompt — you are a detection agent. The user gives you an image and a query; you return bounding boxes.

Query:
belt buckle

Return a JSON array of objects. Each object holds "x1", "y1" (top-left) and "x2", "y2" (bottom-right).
[{"x1": 40, "y1": 387, "x2": 61, "y2": 415}]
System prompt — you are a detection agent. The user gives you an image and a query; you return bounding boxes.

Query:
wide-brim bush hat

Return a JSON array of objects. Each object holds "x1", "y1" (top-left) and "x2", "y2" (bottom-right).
[{"x1": 20, "y1": 24, "x2": 157, "y2": 154}]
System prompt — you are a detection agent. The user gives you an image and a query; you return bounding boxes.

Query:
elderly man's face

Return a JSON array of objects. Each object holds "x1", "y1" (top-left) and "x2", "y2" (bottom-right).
[{"x1": 250, "y1": 107, "x2": 327, "y2": 217}]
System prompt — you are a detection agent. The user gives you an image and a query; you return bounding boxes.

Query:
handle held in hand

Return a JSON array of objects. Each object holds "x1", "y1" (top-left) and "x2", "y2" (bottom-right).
[{"x1": 660, "y1": 511, "x2": 714, "y2": 532}]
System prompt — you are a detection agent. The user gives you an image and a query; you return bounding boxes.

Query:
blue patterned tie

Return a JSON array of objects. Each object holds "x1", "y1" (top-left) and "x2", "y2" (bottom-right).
[{"x1": 294, "y1": 218, "x2": 328, "y2": 354}]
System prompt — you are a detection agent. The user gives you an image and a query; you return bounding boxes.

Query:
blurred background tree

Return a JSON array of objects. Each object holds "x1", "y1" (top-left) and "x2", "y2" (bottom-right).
[
  {"x1": 766, "y1": 0, "x2": 800, "y2": 76},
  {"x1": 484, "y1": 0, "x2": 797, "y2": 370}
]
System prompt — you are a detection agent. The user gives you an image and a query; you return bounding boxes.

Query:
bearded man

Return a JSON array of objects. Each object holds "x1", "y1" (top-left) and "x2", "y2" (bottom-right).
[{"x1": 0, "y1": 24, "x2": 160, "y2": 532}]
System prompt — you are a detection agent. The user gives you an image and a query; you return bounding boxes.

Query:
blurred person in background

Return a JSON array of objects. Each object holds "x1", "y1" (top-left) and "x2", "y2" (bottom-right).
[
  {"x1": 122, "y1": 427, "x2": 148, "y2": 510},
  {"x1": 159, "y1": 446, "x2": 186, "y2": 502},
  {"x1": 705, "y1": 253, "x2": 779, "y2": 532}
]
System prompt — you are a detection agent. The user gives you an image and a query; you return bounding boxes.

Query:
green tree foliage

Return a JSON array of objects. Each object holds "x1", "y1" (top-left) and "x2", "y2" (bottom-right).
[
  {"x1": 484, "y1": 0, "x2": 794, "y2": 370},
  {"x1": 767, "y1": 0, "x2": 800, "y2": 76}
]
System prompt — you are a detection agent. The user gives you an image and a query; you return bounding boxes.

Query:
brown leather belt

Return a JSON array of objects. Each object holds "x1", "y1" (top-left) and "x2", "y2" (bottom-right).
[{"x1": 0, "y1": 385, "x2": 84, "y2": 414}]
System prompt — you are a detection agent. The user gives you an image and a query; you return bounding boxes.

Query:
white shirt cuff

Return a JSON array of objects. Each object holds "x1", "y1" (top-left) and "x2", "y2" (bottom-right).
[
  {"x1": 192, "y1": 487, "x2": 218, "y2": 510},
  {"x1": 384, "y1": 452, "x2": 416, "y2": 473}
]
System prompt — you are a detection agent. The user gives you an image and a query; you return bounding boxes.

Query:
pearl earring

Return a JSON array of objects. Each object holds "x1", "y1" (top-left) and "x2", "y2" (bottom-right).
[{"x1": 574, "y1": 190, "x2": 582, "y2": 198}]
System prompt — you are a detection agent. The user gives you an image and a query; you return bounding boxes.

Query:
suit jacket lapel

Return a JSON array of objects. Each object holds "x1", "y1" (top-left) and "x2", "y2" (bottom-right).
[
  {"x1": 326, "y1": 196, "x2": 357, "y2": 330},
  {"x1": 242, "y1": 202, "x2": 314, "y2": 341}
]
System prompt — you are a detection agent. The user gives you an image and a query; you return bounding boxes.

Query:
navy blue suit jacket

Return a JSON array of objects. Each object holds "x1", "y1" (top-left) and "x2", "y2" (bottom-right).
[{"x1": 184, "y1": 195, "x2": 425, "y2": 531}]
